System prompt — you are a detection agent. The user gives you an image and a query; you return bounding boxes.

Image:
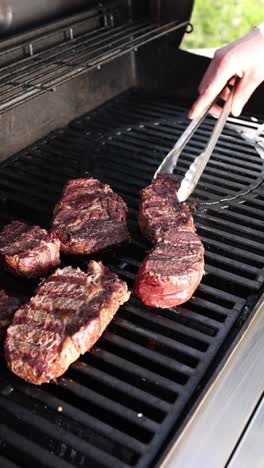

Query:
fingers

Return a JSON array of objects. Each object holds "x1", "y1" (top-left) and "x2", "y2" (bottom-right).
[
  {"x1": 208, "y1": 104, "x2": 223, "y2": 118},
  {"x1": 231, "y1": 73, "x2": 261, "y2": 116},
  {"x1": 220, "y1": 86, "x2": 231, "y2": 101},
  {"x1": 189, "y1": 49, "x2": 235, "y2": 120}
]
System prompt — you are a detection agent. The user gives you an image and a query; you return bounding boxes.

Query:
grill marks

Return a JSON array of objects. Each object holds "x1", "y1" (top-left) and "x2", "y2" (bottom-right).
[
  {"x1": 0, "y1": 290, "x2": 21, "y2": 340},
  {"x1": 135, "y1": 175, "x2": 204, "y2": 308},
  {"x1": 52, "y1": 178, "x2": 130, "y2": 255},
  {"x1": 5, "y1": 261, "x2": 130, "y2": 385},
  {"x1": 0, "y1": 221, "x2": 60, "y2": 279},
  {"x1": 147, "y1": 232, "x2": 204, "y2": 276},
  {"x1": 138, "y1": 174, "x2": 194, "y2": 243}
]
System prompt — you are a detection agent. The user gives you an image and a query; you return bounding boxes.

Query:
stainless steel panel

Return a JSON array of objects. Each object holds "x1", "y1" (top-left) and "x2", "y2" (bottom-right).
[
  {"x1": 227, "y1": 395, "x2": 264, "y2": 468},
  {"x1": 159, "y1": 294, "x2": 264, "y2": 468}
]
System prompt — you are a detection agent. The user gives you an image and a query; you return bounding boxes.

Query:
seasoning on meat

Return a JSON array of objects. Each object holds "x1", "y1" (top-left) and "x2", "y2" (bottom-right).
[
  {"x1": 5, "y1": 261, "x2": 130, "y2": 385},
  {"x1": 0, "y1": 290, "x2": 21, "y2": 340},
  {"x1": 52, "y1": 178, "x2": 130, "y2": 255},
  {"x1": 0, "y1": 221, "x2": 60, "y2": 279},
  {"x1": 134, "y1": 175, "x2": 204, "y2": 308}
]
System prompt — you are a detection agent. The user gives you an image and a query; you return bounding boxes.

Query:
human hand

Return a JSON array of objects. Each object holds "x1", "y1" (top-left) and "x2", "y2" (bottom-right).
[{"x1": 189, "y1": 24, "x2": 264, "y2": 119}]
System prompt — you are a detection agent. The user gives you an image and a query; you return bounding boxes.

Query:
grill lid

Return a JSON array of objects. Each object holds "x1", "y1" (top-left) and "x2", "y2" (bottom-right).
[{"x1": 0, "y1": 0, "x2": 89, "y2": 35}]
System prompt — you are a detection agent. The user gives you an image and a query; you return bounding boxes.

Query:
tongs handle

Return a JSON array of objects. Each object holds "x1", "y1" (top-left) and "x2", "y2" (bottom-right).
[
  {"x1": 177, "y1": 76, "x2": 239, "y2": 202},
  {"x1": 153, "y1": 76, "x2": 239, "y2": 180}
]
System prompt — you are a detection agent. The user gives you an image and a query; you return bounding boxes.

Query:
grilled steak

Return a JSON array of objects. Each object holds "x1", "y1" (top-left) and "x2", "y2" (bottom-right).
[
  {"x1": 138, "y1": 174, "x2": 194, "y2": 243},
  {"x1": 134, "y1": 232, "x2": 204, "y2": 308},
  {"x1": 0, "y1": 290, "x2": 21, "y2": 340},
  {"x1": 5, "y1": 261, "x2": 130, "y2": 385},
  {"x1": 52, "y1": 178, "x2": 130, "y2": 255},
  {"x1": 0, "y1": 221, "x2": 60, "y2": 279},
  {"x1": 135, "y1": 175, "x2": 204, "y2": 308}
]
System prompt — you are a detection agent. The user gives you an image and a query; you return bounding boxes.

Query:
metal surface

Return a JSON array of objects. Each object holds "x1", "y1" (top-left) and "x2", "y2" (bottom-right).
[
  {"x1": 0, "y1": 6, "x2": 189, "y2": 114},
  {"x1": 0, "y1": 0, "x2": 88, "y2": 34},
  {"x1": 0, "y1": 90, "x2": 264, "y2": 467},
  {"x1": 153, "y1": 101, "x2": 213, "y2": 179},
  {"x1": 160, "y1": 293, "x2": 264, "y2": 468},
  {"x1": 227, "y1": 392, "x2": 264, "y2": 468},
  {"x1": 154, "y1": 78, "x2": 237, "y2": 200},
  {"x1": 177, "y1": 79, "x2": 237, "y2": 202}
]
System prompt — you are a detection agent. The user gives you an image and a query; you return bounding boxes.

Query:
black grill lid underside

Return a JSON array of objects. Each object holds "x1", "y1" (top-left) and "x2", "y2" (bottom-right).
[{"x1": 0, "y1": 89, "x2": 264, "y2": 468}]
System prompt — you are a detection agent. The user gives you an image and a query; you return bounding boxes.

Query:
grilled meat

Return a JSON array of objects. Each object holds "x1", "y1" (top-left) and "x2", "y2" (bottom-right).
[
  {"x1": 5, "y1": 261, "x2": 130, "y2": 385},
  {"x1": 52, "y1": 178, "x2": 130, "y2": 255},
  {"x1": 0, "y1": 221, "x2": 60, "y2": 279},
  {"x1": 134, "y1": 231, "x2": 204, "y2": 308},
  {"x1": 0, "y1": 290, "x2": 21, "y2": 340},
  {"x1": 135, "y1": 175, "x2": 204, "y2": 308},
  {"x1": 138, "y1": 174, "x2": 194, "y2": 243}
]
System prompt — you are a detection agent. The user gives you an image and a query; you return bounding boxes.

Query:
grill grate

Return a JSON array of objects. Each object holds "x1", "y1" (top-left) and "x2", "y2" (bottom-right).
[{"x1": 0, "y1": 90, "x2": 264, "y2": 467}]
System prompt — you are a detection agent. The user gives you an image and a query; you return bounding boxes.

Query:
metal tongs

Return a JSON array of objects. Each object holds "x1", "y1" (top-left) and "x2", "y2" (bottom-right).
[{"x1": 154, "y1": 77, "x2": 239, "y2": 202}]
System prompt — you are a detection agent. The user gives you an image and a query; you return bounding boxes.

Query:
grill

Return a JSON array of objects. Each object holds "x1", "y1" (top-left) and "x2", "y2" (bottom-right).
[
  {"x1": 0, "y1": 88, "x2": 264, "y2": 467},
  {"x1": 0, "y1": 1, "x2": 264, "y2": 466}
]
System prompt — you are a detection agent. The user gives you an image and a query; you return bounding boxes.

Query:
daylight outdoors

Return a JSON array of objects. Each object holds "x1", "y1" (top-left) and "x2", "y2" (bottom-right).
[{"x1": 181, "y1": 0, "x2": 264, "y2": 50}]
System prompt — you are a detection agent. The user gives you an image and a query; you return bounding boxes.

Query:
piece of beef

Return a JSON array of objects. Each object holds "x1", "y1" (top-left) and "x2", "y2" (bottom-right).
[
  {"x1": 138, "y1": 174, "x2": 194, "y2": 243},
  {"x1": 135, "y1": 174, "x2": 204, "y2": 308},
  {"x1": 5, "y1": 261, "x2": 130, "y2": 385},
  {"x1": 134, "y1": 231, "x2": 204, "y2": 308},
  {"x1": 0, "y1": 290, "x2": 21, "y2": 340},
  {"x1": 0, "y1": 221, "x2": 60, "y2": 279},
  {"x1": 52, "y1": 178, "x2": 130, "y2": 255}
]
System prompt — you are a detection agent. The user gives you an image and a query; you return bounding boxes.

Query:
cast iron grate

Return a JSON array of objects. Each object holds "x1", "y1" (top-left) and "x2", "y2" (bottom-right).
[{"x1": 0, "y1": 90, "x2": 264, "y2": 467}]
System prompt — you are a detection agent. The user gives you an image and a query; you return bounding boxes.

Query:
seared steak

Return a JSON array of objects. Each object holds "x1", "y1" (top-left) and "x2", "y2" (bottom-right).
[
  {"x1": 0, "y1": 290, "x2": 21, "y2": 340},
  {"x1": 52, "y1": 178, "x2": 130, "y2": 255},
  {"x1": 0, "y1": 221, "x2": 60, "y2": 279},
  {"x1": 134, "y1": 232, "x2": 204, "y2": 308},
  {"x1": 5, "y1": 261, "x2": 130, "y2": 385},
  {"x1": 135, "y1": 175, "x2": 204, "y2": 308},
  {"x1": 138, "y1": 174, "x2": 194, "y2": 243}
]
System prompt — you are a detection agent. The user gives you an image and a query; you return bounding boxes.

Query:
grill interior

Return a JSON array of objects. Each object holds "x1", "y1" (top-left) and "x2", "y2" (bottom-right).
[
  {"x1": 0, "y1": 89, "x2": 264, "y2": 468},
  {"x1": 0, "y1": 8, "x2": 187, "y2": 114}
]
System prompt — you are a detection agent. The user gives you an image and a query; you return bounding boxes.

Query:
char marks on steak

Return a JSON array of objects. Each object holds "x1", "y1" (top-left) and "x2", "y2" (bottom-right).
[
  {"x1": 0, "y1": 290, "x2": 21, "y2": 340},
  {"x1": 139, "y1": 174, "x2": 194, "y2": 243},
  {"x1": 0, "y1": 221, "x2": 60, "y2": 279},
  {"x1": 135, "y1": 175, "x2": 204, "y2": 308},
  {"x1": 134, "y1": 232, "x2": 204, "y2": 308},
  {"x1": 52, "y1": 178, "x2": 130, "y2": 255},
  {"x1": 5, "y1": 261, "x2": 130, "y2": 384}
]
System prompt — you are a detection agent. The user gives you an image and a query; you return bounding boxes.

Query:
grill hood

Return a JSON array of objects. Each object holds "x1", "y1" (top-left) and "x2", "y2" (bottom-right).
[
  {"x1": 0, "y1": 0, "x2": 194, "y2": 36},
  {"x1": 0, "y1": 0, "x2": 89, "y2": 34}
]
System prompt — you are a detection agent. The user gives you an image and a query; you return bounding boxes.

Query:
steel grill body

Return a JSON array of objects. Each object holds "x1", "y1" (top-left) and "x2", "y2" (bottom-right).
[{"x1": 0, "y1": 89, "x2": 263, "y2": 467}]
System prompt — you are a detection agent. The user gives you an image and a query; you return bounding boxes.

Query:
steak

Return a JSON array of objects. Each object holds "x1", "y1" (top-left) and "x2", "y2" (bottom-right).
[
  {"x1": 0, "y1": 290, "x2": 21, "y2": 340},
  {"x1": 0, "y1": 221, "x2": 60, "y2": 279},
  {"x1": 134, "y1": 231, "x2": 204, "y2": 308},
  {"x1": 138, "y1": 174, "x2": 194, "y2": 243},
  {"x1": 52, "y1": 178, "x2": 130, "y2": 255},
  {"x1": 135, "y1": 175, "x2": 204, "y2": 308},
  {"x1": 5, "y1": 261, "x2": 130, "y2": 385}
]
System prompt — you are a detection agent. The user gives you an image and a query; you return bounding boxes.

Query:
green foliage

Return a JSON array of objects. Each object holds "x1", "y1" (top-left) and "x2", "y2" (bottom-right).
[{"x1": 182, "y1": 0, "x2": 264, "y2": 49}]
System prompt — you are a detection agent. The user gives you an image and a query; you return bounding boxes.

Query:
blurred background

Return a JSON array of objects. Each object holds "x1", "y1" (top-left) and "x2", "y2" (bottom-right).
[{"x1": 182, "y1": 0, "x2": 264, "y2": 50}]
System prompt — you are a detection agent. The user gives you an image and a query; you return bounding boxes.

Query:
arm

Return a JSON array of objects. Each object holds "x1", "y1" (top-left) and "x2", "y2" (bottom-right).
[{"x1": 189, "y1": 24, "x2": 264, "y2": 119}]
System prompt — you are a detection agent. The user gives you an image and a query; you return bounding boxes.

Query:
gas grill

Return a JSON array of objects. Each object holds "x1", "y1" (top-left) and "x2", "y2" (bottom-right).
[{"x1": 0, "y1": 2, "x2": 264, "y2": 467}]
